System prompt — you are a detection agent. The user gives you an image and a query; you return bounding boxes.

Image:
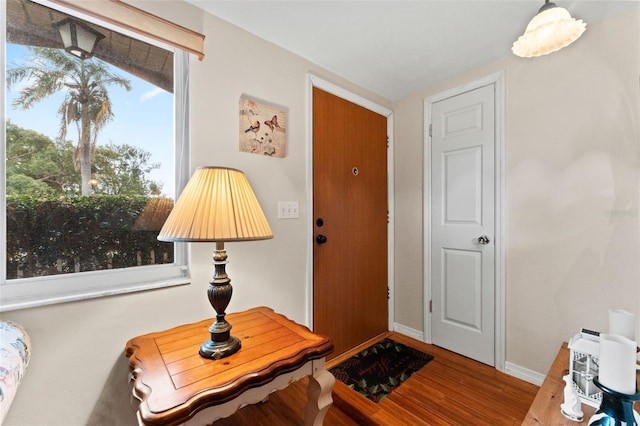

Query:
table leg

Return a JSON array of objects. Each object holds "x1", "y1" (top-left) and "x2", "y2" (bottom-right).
[{"x1": 304, "y1": 361, "x2": 335, "y2": 426}]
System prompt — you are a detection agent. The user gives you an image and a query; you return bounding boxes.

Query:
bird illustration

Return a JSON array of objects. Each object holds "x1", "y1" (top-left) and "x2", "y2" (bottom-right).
[
  {"x1": 264, "y1": 115, "x2": 281, "y2": 132},
  {"x1": 244, "y1": 121, "x2": 260, "y2": 136}
]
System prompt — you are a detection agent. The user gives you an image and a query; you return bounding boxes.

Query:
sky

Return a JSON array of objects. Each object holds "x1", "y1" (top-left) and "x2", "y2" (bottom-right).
[{"x1": 5, "y1": 43, "x2": 175, "y2": 197}]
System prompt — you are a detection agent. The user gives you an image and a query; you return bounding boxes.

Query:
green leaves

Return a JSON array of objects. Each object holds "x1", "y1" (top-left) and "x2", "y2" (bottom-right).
[
  {"x1": 358, "y1": 378, "x2": 368, "y2": 390},
  {"x1": 5, "y1": 121, "x2": 78, "y2": 194},
  {"x1": 92, "y1": 143, "x2": 162, "y2": 196},
  {"x1": 5, "y1": 194, "x2": 174, "y2": 279},
  {"x1": 6, "y1": 121, "x2": 162, "y2": 197},
  {"x1": 7, "y1": 47, "x2": 132, "y2": 195}
]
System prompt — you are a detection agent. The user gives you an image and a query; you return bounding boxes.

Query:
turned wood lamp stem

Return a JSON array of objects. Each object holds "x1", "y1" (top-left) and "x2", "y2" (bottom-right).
[{"x1": 200, "y1": 241, "x2": 241, "y2": 359}]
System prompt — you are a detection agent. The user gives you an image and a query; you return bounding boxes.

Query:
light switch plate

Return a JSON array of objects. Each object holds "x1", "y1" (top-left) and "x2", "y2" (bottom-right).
[{"x1": 277, "y1": 201, "x2": 299, "y2": 219}]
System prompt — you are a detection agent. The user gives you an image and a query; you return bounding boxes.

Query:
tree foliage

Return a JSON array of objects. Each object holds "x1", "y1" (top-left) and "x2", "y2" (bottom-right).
[
  {"x1": 93, "y1": 143, "x2": 163, "y2": 195},
  {"x1": 7, "y1": 47, "x2": 131, "y2": 195},
  {"x1": 5, "y1": 122, "x2": 171, "y2": 278},
  {"x1": 6, "y1": 121, "x2": 162, "y2": 197},
  {"x1": 6, "y1": 193, "x2": 173, "y2": 279},
  {"x1": 5, "y1": 47, "x2": 173, "y2": 280},
  {"x1": 5, "y1": 120, "x2": 77, "y2": 194}
]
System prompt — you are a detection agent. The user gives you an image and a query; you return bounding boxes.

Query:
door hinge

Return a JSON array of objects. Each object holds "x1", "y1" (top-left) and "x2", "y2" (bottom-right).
[
  {"x1": 387, "y1": 287, "x2": 390, "y2": 300},
  {"x1": 386, "y1": 136, "x2": 390, "y2": 148},
  {"x1": 429, "y1": 299, "x2": 433, "y2": 313},
  {"x1": 429, "y1": 124, "x2": 432, "y2": 137}
]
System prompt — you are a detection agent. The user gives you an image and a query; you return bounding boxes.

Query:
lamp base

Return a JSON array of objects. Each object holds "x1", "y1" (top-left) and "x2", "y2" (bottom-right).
[
  {"x1": 587, "y1": 377, "x2": 640, "y2": 425},
  {"x1": 199, "y1": 335, "x2": 241, "y2": 360},
  {"x1": 199, "y1": 242, "x2": 242, "y2": 360}
]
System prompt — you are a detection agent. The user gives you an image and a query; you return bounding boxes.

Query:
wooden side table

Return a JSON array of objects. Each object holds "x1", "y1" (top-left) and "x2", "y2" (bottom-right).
[
  {"x1": 125, "y1": 307, "x2": 335, "y2": 426},
  {"x1": 524, "y1": 342, "x2": 640, "y2": 425}
]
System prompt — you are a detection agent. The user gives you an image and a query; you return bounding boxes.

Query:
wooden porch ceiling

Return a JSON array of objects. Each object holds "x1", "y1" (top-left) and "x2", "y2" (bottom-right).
[{"x1": 6, "y1": 0, "x2": 173, "y2": 93}]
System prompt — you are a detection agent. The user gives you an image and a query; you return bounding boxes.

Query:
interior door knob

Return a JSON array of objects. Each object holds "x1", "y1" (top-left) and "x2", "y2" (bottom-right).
[
  {"x1": 316, "y1": 234, "x2": 327, "y2": 245},
  {"x1": 478, "y1": 235, "x2": 490, "y2": 245}
]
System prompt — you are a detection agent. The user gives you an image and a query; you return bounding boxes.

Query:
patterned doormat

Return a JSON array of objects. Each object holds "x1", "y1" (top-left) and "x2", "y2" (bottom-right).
[{"x1": 329, "y1": 338, "x2": 434, "y2": 403}]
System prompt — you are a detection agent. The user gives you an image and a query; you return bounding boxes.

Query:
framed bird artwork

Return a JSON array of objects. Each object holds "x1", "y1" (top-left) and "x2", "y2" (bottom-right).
[{"x1": 239, "y1": 95, "x2": 287, "y2": 158}]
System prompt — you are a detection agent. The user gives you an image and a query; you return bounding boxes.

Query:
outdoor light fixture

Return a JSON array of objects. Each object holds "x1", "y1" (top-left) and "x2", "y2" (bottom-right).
[
  {"x1": 512, "y1": 0, "x2": 586, "y2": 58},
  {"x1": 54, "y1": 18, "x2": 104, "y2": 60},
  {"x1": 158, "y1": 167, "x2": 273, "y2": 359}
]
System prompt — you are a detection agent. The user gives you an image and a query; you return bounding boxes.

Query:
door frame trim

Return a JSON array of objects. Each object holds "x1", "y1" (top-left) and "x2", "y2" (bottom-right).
[
  {"x1": 423, "y1": 71, "x2": 506, "y2": 370},
  {"x1": 306, "y1": 74, "x2": 395, "y2": 332}
]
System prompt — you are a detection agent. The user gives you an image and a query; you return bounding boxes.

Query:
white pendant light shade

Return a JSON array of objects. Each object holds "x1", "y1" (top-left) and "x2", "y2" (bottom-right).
[{"x1": 512, "y1": 2, "x2": 586, "y2": 58}]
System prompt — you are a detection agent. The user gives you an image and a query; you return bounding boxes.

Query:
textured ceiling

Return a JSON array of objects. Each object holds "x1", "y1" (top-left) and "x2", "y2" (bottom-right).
[{"x1": 186, "y1": 0, "x2": 640, "y2": 101}]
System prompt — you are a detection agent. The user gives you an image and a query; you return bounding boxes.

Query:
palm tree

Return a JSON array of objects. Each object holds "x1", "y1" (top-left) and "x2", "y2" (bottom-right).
[{"x1": 7, "y1": 47, "x2": 131, "y2": 195}]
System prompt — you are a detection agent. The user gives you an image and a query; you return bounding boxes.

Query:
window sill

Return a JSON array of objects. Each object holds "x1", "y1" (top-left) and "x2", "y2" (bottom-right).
[{"x1": 0, "y1": 264, "x2": 190, "y2": 312}]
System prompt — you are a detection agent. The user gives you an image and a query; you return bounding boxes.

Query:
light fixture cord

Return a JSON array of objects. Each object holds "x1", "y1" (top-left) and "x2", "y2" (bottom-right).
[{"x1": 538, "y1": 0, "x2": 558, "y2": 13}]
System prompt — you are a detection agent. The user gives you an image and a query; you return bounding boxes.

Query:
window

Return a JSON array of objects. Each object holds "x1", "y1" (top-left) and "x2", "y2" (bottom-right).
[{"x1": 1, "y1": 0, "x2": 191, "y2": 311}]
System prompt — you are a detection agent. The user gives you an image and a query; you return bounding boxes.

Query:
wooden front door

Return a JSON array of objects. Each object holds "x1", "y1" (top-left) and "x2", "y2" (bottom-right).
[{"x1": 312, "y1": 87, "x2": 388, "y2": 359}]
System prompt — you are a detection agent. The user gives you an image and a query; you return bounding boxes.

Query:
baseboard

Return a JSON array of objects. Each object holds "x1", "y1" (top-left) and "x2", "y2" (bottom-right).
[
  {"x1": 393, "y1": 323, "x2": 545, "y2": 386},
  {"x1": 393, "y1": 323, "x2": 424, "y2": 341},
  {"x1": 504, "y1": 361, "x2": 545, "y2": 386}
]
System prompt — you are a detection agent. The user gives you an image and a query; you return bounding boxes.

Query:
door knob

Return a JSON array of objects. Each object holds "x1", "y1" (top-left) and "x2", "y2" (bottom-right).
[
  {"x1": 316, "y1": 234, "x2": 327, "y2": 245},
  {"x1": 478, "y1": 235, "x2": 490, "y2": 245}
]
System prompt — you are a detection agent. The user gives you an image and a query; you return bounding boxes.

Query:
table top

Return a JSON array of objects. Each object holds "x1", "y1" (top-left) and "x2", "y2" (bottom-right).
[
  {"x1": 125, "y1": 306, "x2": 333, "y2": 426},
  {"x1": 523, "y1": 342, "x2": 640, "y2": 425}
]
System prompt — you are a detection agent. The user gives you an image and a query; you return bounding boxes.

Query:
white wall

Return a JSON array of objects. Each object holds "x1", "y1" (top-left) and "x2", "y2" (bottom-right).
[
  {"x1": 0, "y1": 2, "x2": 390, "y2": 425},
  {"x1": 2, "y1": 3, "x2": 639, "y2": 425},
  {"x1": 393, "y1": 8, "x2": 640, "y2": 374}
]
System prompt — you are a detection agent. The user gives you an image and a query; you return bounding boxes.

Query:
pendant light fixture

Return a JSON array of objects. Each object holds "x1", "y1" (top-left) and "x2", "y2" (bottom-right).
[
  {"x1": 512, "y1": 0, "x2": 586, "y2": 58},
  {"x1": 54, "y1": 18, "x2": 104, "y2": 60}
]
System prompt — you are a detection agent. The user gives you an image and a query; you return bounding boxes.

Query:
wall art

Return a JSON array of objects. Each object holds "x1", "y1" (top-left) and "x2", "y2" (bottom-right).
[{"x1": 239, "y1": 95, "x2": 287, "y2": 158}]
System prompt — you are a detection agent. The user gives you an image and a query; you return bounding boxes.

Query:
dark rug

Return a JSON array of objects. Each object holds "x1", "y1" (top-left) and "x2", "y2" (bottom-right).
[{"x1": 329, "y1": 338, "x2": 434, "y2": 403}]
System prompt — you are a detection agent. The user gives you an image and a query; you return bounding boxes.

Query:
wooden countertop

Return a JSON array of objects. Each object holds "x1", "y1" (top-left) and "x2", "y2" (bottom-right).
[{"x1": 523, "y1": 342, "x2": 640, "y2": 425}]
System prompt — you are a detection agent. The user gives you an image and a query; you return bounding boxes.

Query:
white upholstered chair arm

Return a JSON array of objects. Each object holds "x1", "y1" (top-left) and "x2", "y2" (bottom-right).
[{"x1": 0, "y1": 321, "x2": 31, "y2": 424}]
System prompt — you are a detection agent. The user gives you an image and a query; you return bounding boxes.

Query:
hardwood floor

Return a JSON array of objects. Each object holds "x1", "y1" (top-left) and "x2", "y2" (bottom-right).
[{"x1": 215, "y1": 332, "x2": 539, "y2": 425}]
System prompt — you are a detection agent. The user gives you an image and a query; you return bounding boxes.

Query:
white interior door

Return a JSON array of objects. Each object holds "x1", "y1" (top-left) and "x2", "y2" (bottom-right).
[{"x1": 430, "y1": 84, "x2": 496, "y2": 366}]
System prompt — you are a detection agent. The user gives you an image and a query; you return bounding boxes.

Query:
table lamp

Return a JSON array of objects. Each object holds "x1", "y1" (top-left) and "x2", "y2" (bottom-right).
[{"x1": 158, "y1": 166, "x2": 272, "y2": 359}]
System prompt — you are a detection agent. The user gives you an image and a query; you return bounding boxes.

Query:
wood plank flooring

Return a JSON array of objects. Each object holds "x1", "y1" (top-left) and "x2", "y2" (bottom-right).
[{"x1": 215, "y1": 332, "x2": 539, "y2": 425}]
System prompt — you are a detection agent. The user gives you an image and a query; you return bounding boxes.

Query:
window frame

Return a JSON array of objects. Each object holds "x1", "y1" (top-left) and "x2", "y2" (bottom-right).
[{"x1": 0, "y1": 0, "x2": 191, "y2": 312}]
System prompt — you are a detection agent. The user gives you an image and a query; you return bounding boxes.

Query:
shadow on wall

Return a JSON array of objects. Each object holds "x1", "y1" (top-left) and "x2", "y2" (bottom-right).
[{"x1": 87, "y1": 355, "x2": 137, "y2": 426}]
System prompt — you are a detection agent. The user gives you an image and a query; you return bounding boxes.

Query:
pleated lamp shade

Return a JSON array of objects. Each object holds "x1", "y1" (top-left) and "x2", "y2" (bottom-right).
[
  {"x1": 512, "y1": 1, "x2": 586, "y2": 58},
  {"x1": 158, "y1": 166, "x2": 272, "y2": 242}
]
